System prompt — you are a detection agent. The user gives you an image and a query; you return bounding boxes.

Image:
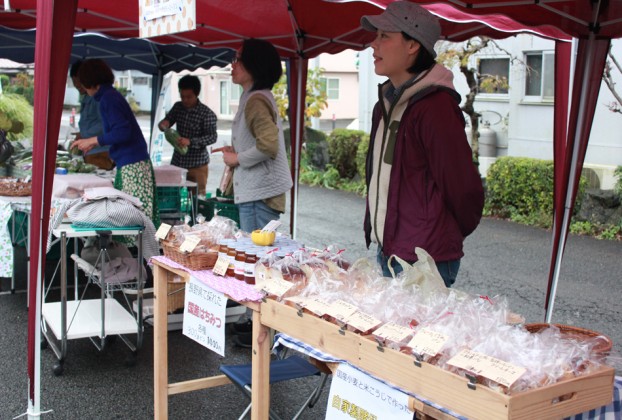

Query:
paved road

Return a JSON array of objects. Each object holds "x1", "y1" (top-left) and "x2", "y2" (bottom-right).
[{"x1": 1, "y1": 113, "x2": 618, "y2": 418}]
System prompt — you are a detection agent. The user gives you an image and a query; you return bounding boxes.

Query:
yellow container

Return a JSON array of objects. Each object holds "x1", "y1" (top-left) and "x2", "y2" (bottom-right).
[{"x1": 251, "y1": 230, "x2": 276, "y2": 246}]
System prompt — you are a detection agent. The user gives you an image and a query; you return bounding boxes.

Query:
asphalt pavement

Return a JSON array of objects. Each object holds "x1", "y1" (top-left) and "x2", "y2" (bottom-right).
[{"x1": 1, "y1": 114, "x2": 619, "y2": 419}]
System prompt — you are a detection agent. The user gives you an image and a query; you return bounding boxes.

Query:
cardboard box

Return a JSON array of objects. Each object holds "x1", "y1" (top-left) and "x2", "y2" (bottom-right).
[{"x1": 260, "y1": 299, "x2": 615, "y2": 420}]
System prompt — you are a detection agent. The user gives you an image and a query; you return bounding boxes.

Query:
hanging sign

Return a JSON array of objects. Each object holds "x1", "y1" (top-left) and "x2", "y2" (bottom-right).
[
  {"x1": 139, "y1": 0, "x2": 196, "y2": 38},
  {"x1": 326, "y1": 363, "x2": 412, "y2": 420},
  {"x1": 182, "y1": 277, "x2": 227, "y2": 356}
]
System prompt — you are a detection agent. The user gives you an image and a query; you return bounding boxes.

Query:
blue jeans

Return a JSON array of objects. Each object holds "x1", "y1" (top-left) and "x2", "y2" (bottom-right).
[
  {"x1": 237, "y1": 200, "x2": 281, "y2": 233},
  {"x1": 376, "y1": 247, "x2": 460, "y2": 288}
]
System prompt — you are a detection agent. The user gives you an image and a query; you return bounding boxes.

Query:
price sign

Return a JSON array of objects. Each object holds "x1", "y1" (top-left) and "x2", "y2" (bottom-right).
[
  {"x1": 261, "y1": 220, "x2": 281, "y2": 232},
  {"x1": 407, "y1": 328, "x2": 449, "y2": 357},
  {"x1": 447, "y1": 349, "x2": 526, "y2": 387},
  {"x1": 155, "y1": 223, "x2": 172, "y2": 240},
  {"x1": 344, "y1": 311, "x2": 382, "y2": 333},
  {"x1": 261, "y1": 278, "x2": 294, "y2": 297},
  {"x1": 373, "y1": 322, "x2": 412, "y2": 344},
  {"x1": 326, "y1": 300, "x2": 358, "y2": 322},
  {"x1": 304, "y1": 296, "x2": 332, "y2": 316},
  {"x1": 212, "y1": 255, "x2": 229, "y2": 276},
  {"x1": 179, "y1": 235, "x2": 201, "y2": 253}
]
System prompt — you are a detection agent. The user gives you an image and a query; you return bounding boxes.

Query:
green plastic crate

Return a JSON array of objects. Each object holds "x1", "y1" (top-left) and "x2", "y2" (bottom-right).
[
  {"x1": 198, "y1": 189, "x2": 239, "y2": 227},
  {"x1": 156, "y1": 186, "x2": 182, "y2": 213}
]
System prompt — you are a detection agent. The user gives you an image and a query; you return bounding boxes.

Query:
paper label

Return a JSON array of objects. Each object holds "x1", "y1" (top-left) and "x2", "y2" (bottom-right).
[
  {"x1": 344, "y1": 311, "x2": 382, "y2": 333},
  {"x1": 261, "y1": 278, "x2": 294, "y2": 297},
  {"x1": 447, "y1": 349, "x2": 526, "y2": 387},
  {"x1": 303, "y1": 296, "x2": 332, "y2": 316},
  {"x1": 261, "y1": 220, "x2": 281, "y2": 232},
  {"x1": 212, "y1": 255, "x2": 229, "y2": 276},
  {"x1": 407, "y1": 328, "x2": 449, "y2": 357},
  {"x1": 179, "y1": 235, "x2": 201, "y2": 253},
  {"x1": 155, "y1": 223, "x2": 172, "y2": 240},
  {"x1": 373, "y1": 322, "x2": 413, "y2": 344},
  {"x1": 326, "y1": 299, "x2": 358, "y2": 322}
]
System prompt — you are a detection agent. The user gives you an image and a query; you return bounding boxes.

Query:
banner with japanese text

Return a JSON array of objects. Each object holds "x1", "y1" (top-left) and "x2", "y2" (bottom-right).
[
  {"x1": 182, "y1": 276, "x2": 227, "y2": 356},
  {"x1": 326, "y1": 363, "x2": 412, "y2": 420},
  {"x1": 139, "y1": 0, "x2": 196, "y2": 38}
]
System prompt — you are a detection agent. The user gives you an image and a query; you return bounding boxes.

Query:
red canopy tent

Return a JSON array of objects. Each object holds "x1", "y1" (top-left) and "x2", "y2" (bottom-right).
[{"x1": 0, "y1": 0, "x2": 619, "y2": 417}]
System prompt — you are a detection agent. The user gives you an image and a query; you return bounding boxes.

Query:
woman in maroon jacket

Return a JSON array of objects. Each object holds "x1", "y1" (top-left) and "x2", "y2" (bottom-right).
[{"x1": 360, "y1": 1, "x2": 485, "y2": 287}]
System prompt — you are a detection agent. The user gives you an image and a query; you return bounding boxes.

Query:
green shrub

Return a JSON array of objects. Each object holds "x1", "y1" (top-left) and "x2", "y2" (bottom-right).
[
  {"x1": 326, "y1": 128, "x2": 368, "y2": 179},
  {"x1": 355, "y1": 134, "x2": 369, "y2": 181},
  {"x1": 614, "y1": 166, "x2": 622, "y2": 199},
  {"x1": 485, "y1": 156, "x2": 587, "y2": 228}
]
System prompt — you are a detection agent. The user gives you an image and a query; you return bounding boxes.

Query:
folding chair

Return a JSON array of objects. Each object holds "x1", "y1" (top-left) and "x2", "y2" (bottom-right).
[{"x1": 219, "y1": 355, "x2": 329, "y2": 420}]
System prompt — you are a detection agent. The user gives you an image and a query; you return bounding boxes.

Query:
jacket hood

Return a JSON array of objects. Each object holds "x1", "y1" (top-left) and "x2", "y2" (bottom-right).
[{"x1": 380, "y1": 64, "x2": 457, "y2": 108}]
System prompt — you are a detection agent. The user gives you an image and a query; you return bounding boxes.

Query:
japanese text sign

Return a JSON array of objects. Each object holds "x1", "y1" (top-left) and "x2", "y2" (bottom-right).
[
  {"x1": 182, "y1": 276, "x2": 227, "y2": 356},
  {"x1": 326, "y1": 363, "x2": 412, "y2": 420}
]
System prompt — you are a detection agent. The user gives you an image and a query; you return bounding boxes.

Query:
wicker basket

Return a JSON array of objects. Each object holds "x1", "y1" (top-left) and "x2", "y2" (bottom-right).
[
  {"x1": 161, "y1": 240, "x2": 219, "y2": 271},
  {"x1": 0, "y1": 177, "x2": 31, "y2": 197},
  {"x1": 167, "y1": 280, "x2": 186, "y2": 313},
  {"x1": 524, "y1": 323, "x2": 613, "y2": 356}
]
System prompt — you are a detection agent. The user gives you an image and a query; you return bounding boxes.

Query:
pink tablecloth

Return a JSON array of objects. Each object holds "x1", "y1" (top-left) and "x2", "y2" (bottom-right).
[{"x1": 151, "y1": 255, "x2": 264, "y2": 302}]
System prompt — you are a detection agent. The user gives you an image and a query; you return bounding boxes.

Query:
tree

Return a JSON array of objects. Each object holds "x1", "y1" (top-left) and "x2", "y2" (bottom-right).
[
  {"x1": 604, "y1": 45, "x2": 622, "y2": 114},
  {"x1": 272, "y1": 66, "x2": 328, "y2": 125},
  {"x1": 437, "y1": 37, "x2": 512, "y2": 164}
]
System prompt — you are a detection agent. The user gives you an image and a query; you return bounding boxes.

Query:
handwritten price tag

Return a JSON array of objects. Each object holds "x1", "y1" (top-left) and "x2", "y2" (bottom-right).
[
  {"x1": 303, "y1": 296, "x2": 332, "y2": 316},
  {"x1": 373, "y1": 322, "x2": 413, "y2": 344},
  {"x1": 261, "y1": 278, "x2": 294, "y2": 297},
  {"x1": 344, "y1": 311, "x2": 382, "y2": 333},
  {"x1": 212, "y1": 255, "x2": 229, "y2": 276},
  {"x1": 155, "y1": 223, "x2": 172, "y2": 240},
  {"x1": 407, "y1": 328, "x2": 449, "y2": 357},
  {"x1": 447, "y1": 349, "x2": 526, "y2": 387},
  {"x1": 179, "y1": 235, "x2": 201, "y2": 253},
  {"x1": 326, "y1": 299, "x2": 358, "y2": 322}
]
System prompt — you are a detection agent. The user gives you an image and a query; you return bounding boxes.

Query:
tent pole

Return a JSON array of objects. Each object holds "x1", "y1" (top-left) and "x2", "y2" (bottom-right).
[
  {"x1": 292, "y1": 57, "x2": 303, "y2": 239},
  {"x1": 545, "y1": 35, "x2": 595, "y2": 322}
]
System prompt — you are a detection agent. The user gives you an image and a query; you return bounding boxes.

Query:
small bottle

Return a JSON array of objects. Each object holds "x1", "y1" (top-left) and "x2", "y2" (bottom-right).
[
  {"x1": 218, "y1": 238, "x2": 230, "y2": 260},
  {"x1": 226, "y1": 241, "x2": 237, "y2": 277},
  {"x1": 244, "y1": 247, "x2": 258, "y2": 285},
  {"x1": 234, "y1": 245, "x2": 247, "y2": 281}
]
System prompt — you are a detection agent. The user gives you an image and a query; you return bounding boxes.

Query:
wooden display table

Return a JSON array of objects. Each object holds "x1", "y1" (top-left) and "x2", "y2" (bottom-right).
[
  {"x1": 151, "y1": 259, "x2": 269, "y2": 420},
  {"x1": 153, "y1": 258, "x2": 616, "y2": 420},
  {"x1": 262, "y1": 299, "x2": 615, "y2": 420}
]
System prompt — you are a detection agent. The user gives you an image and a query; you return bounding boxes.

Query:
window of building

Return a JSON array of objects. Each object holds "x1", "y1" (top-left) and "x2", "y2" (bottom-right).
[
  {"x1": 525, "y1": 51, "x2": 554, "y2": 100},
  {"x1": 133, "y1": 76, "x2": 149, "y2": 86},
  {"x1": 220, "y1": 80, "x2": 243, "y2": 115},
  {"x1": 478, "y1": 58, "x2": 509, "y2": 94},
  {"x1": 320, "y1": 77, "x2": 340, "y2": 100},
  {"x1": 116, "y1": 75, "x2": 130, "y2": 89}
]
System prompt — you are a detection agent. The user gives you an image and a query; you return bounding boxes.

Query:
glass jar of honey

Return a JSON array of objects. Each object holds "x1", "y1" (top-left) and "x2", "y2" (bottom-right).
[
  {"x1": 234, "y1": 245, "x2": 247, "y2": 281},
  {"x1": 244, "y1": 247, "x2": 258, "y2": 285}
]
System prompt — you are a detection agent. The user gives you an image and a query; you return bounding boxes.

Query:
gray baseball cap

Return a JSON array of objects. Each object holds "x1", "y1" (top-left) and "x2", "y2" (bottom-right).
[{"x1": 361, "y1": 1, "x2": 441, "y2": 58}]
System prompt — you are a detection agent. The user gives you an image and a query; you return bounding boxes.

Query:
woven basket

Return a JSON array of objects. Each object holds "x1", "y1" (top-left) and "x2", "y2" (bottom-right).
[
  {"x1": 0, "y1": 177, "x2": 31, "y2": 197},
  {"x1": 524, "y1": 323, "x2": 613, "y2": 355},
  {"x1": 167, "y1": 280, "x2": 186, "y2": 313},
  {"x1": 161, "y1": 240, "x2": 218, "y2": 271}
]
